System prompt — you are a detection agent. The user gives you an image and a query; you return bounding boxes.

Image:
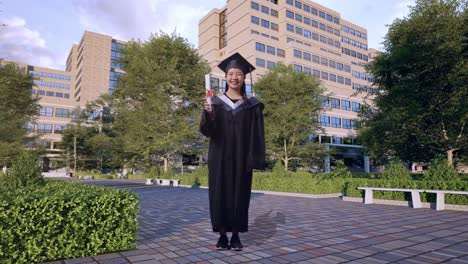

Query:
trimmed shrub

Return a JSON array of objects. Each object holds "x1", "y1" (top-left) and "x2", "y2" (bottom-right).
[
  {"x1": 381, "y1": 160, "x2": 411, "y2": 180},
  {"x1": 1, "y1": 151, "x2": 44, "y2": 188},
  {"x1": 0, "y1": 181, "x2": 139, "y2": 263},
  {"x1": 424, "y1": 156, "x2": 459, "y2": 181}
]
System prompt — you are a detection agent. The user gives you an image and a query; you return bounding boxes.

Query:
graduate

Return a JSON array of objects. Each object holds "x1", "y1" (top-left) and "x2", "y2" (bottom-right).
[{"x1": 200, "y1": 52, "x2": 266, "y2": 250}]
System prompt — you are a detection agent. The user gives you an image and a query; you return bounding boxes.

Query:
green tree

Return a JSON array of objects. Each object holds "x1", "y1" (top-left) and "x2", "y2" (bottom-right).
[
  {"x1": 254, "y1": 63, "x2": 325, "y2": 171},
  {"x1": 360, "y1": 0, "x2": 467, "y2": 165},
  {"x1": 112, "y1": 32, "x2": 209, "y2": 172},
  {"x1": 0, "y1": 61, "x2": 39, "y2": 167}
]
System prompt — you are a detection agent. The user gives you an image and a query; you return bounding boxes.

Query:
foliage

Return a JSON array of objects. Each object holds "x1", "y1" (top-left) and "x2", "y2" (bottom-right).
[
  {"x1": 359, "y1": 0, "x2": 467, "y2": 163},
  {"x1": 424, "y1": 155, "x2": 460, "y2": 181},
  {"x1": 254, "y1": 63, "x2": 326, "y2": 171},
  {"x1": 112, "y1": 32, "x2": 209, "y2": 172},
  {"x1": 0, "y1": 181, "x2": 139, "y2": 263},
  {"x1": 0, "y1": 62, "x2": 39, "y2": 166},
  {"x1": 1, "y1": 151, "x2": 44, "y2": 188},
  {"x1": 380, "y1": 159, "x2": 412, "y2": 180}
]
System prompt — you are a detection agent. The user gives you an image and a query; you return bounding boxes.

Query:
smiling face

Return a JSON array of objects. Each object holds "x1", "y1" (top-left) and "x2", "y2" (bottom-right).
[{"x1": 226, "y1": 68, "x2": 245, "y2": 91}]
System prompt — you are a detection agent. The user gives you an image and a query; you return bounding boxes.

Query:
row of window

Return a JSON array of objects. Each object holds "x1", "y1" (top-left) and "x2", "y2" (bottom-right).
[
  {"x1": 251, "y1": 29, "x2": 279, "y2": 41},
  {"x1": 39, "y1": 107, "x2": 71, "y2": 118},
  {"x1": 209, "y1": 77, "x2": 254, "y2": 95},
  {"x1": 286, "y1": 0, "x2": 340, "y2": 25},
  {"x1": 286, "y1": 24, "x2": 340, "y2": 49},
  {"x1": 342, "y1": 25, "x2": 367, "y2": 40},
  {"x1": 321, "y1": 96, "x2": 361, "y2": 112},
  {"x1": 29, "y1": 71, "x2": 71, "y2": 81},
  {"x1": 255, "y1": 42, "x2": 285, "y2": 57},
  {"x1": 292, "y1": 49, "x2": 351, "y2": 73},
  {"x1": 286, "y1": 36, "x2": 342, "y2": 57},
  {"x1": 353, "y1": 71, "x2": 369, "y2": 81},
  {"x1": 293, "y1": 65, "x2": 352, "y2": 86},
  {"x1": 343, "y1": 37, "x2": 368, "y2": 51},
  {"x1": 111, "y1": 40, "x2": 124, "y2": 69},
  {"x1": 352, "y1": 83, "x2": 378, "y2": 95},
  {"x1": 27, "y1": 123, "x2": 67, "y2": 134},
  {"x1": 33, "y1": 80, "x2": 71, "y2": 90},
  {"x1": 251, "y1": 16, "x2": 279, "y2": 32},
  {"x1": 342, "y1": 48, "x2": 369, "y2": 62},
  {"x1": 286, "y1": 10, "x2": 340, "y2": 38},
  {"x1": 320, "y1": 115, "x2": 357, "y2": 129},
  {"x1": 32, "y1": 89, "x2": 71, "y2": 99},
  {"x1": 255, "y1": 58, "x2": 277, "y2": 70},
  {"x1": 308, "y1": 135, "x2": 359, "y2": 145},
  {"x1": 109, "y1": 71, "x2": 124, "y2": 95},
  {"x1": 251, "y1": 1, "x2": 278, "y2": 17}
]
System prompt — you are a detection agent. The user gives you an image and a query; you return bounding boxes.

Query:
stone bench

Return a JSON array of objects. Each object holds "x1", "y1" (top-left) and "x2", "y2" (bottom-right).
[
  {"x1": 153, "y1": 179, "x2": 180, "y2": 187},
  {"x1": 424, "y1": 190, "x2": 468, "y2": 211},
  {"x1": 357, "y1": 187, "x2": 424, "y2": 208}
]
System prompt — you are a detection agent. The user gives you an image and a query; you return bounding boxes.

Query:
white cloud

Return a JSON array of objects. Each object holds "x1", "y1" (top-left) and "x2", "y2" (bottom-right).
[
  {"x1": 71, "y1": 0, "x2": 223, "y2": 46},
  {"x1": 0, "y1": 16, "x2": 63, "y2": 68}
]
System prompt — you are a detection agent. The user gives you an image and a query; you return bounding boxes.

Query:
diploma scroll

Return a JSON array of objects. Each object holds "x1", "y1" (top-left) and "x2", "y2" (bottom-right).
[{"x1": 205, "y1": 74, "x2": 213, "y2": 112}]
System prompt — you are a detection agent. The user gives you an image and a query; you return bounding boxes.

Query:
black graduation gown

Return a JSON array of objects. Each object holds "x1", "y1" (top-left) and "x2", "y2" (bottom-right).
[{"x1": 200, "y1": 94, "x2": 266, "y2": 233}]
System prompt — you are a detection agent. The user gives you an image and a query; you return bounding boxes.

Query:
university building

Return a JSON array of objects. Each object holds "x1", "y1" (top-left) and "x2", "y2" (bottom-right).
[
  {"x1": 198, "y1": 0, "x2": 378, "y2": 172},
  {"x1": 9, "y1": 31, "x2": 125, "y2": 171}
]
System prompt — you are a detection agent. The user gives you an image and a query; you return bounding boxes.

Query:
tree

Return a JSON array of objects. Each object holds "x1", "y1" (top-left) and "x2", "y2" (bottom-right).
[
  {"x1": 112, "y1": 32, "x2": 209, "y2": 172},
  {"x1": 254, "y1": 63, "x2": 325, "y2": 171},
  {"x1": 360, "y1": 0, "x2": 467, "y2": 165},
  {"x1": 0, "y1": 61, "x2": 39, "y2": 167}
]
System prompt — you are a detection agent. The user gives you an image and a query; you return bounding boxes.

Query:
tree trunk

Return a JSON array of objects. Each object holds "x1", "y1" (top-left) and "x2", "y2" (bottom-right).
[
  {"x1": 447, "y1": 149, "x2": 456, "y2": 166},
  {"x1": 163, "y1": 157, "x2": 168, "y2": 173},
  {"x1": 2, "y1": 165, "x2": 6, "y2": 173},
  {"x1": 180, "y1": 155, "x2": 184, "y2": 176},
  {"x1": 73, "y1": 135, "x2": 77, "y2": 175},
  {"x1": 284, "y1": 139, "x2": 288, "y2": 171}
]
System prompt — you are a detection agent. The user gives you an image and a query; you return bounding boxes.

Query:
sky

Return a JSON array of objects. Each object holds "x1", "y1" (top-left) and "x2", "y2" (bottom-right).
[{"x1": 0, "y1": 0, "x2": 415, "y2": 70}]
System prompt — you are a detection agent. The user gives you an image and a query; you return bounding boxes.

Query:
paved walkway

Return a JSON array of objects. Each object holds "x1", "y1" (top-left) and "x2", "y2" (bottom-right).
[{"x1": 44, "y1": 181, "x2": 468, "y2": 264}]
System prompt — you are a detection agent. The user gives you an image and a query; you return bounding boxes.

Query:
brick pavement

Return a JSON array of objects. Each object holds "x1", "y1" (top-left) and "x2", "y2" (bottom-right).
[{"x1": 43, "y1": 181, "x2": 468, "y2": 264}]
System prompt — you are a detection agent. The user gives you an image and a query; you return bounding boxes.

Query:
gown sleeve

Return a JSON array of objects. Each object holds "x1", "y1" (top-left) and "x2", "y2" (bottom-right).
[
  {"x1": 247, "y1": 103, "x2": 266, "y2": 170},
  {"x1": 199, "y1": 109, "x2": 216, "y2": 138}
]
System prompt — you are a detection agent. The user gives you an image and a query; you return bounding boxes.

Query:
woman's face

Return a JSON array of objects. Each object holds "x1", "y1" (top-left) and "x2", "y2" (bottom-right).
[{"x1": 226, "y1": 68, "x2": 245, "y2": 91}]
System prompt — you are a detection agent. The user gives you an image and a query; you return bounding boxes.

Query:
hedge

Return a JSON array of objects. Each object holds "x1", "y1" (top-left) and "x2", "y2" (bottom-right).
[{"x1": 0, "y1": 181, "x2": 139, "y2": 264}]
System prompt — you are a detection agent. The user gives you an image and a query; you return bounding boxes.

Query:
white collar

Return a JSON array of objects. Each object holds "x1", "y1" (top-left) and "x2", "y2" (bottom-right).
[{"x1": 218, "y1": 94, "x2": 246, "y2": 110}]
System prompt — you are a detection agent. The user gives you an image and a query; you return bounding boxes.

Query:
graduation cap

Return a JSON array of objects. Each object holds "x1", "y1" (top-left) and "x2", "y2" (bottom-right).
[{"x1": 217, "y1": 52, "x2": 256, "y2": 92}]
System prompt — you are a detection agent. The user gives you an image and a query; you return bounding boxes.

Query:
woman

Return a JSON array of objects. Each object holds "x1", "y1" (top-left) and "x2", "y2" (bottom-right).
[{"x1": 200, "y1": 52, "x2": 266, "y2": 250}]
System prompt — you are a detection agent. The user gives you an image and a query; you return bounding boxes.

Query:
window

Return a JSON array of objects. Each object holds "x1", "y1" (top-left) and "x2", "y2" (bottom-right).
[
  {"x1": 334, "y1": 29, "x2": 340, "y2": 36},
  {"x1": 320, "y1": 35, "x2": 326, "y2": 43},
  {"x1": 332, "y1": 117, "x2": 341, "y2": 128},
  {"x1": 337, "y1": 76, "x2": 344, "y2": 84},
  {"x1": 295, "y1": 26, "x2": 303, "y2": 35},
  {"x1": 303, "y1": 52, "x2": 311, "y2": 61},
  {"x1": 343, "y1": 25, "x2": 349, "y2": 32},
  {"x1": 349, "y1": 28, "x2": 355, "y2": 35},
  {"x1": 48, "y1": 73, "x2": 55, "y2": 78},
  {"x1": 327, "y1": 26, "x2": 333, "y2": 34},
  {"x1": 320, "y1": 116, "x2": 330, "y2": 127},
  {"x1": 55, "y1": 108, "x2": 70, "y2": 118},
  {"x1": 38, "y1": 90, "x2": 45, "y2": 95},
  {"x1": 304, "y1": 30, "x2": 311, "y2": 38},
  {"x1": 286, "y1": 0, "x2": 293, "y2": 5},
  {"x1": 66, "y1": 76, "x2": 71, "y2": 81},
  {"x1": 329, "y1": 60, "x2": 336, "y2": 68},
  {"x1": 362, "y1": 33, "x2": 367, "y2": 40},
  {"x1": 319, "y1": 23, "x2": 326, "y2": 31},
  {"x1": 287, "y1": 37, "x2": 295, "y2": 43},
  {"x1": 26, "y1": 122, "x2": 35, "y2": 132},
  {"x1": 286, "y1": 10, "x2": 294, "y2": 19},
  {"x1": 294, "y1": 49, "x2": 302, "y2": 58},
  {"x1": 319, "y1": 11, "x2": 325, "y2": 18},
  {"x1": 58, "y1": 74, "x2": 64, "y2": 80},
  {"x1": 256, "y1": 58, "x2": 266, "y2": 67},
  {"x1": 256, "y1": 42, "x2": 266, "y2": 52},
  {"x1": 330, "y1": 74, "x2": 336, "y2": 82},
  {"x1": 54, "y1": 125, "x2": 66, "y2": 134},
  {"x1": 271, "y1": 9, "x2": 278, "y2": 17},
  {"x1": 251, "y1": 16, "x2": 260, "y2": 25},
  {"x1": 277, "y1": 48, "x2": 285, "y2": 57},
  {"x1": 321, "y1": 71, "x2": 328, "y2": 80},
  {"x1": 327, "y1": 38, "x2": 334, "y2": 46},
  {"x1": 261, "y1": 19, "x2": 270, "y2": 28},
  {"x1": 287, "y1": 23, "x2": 294, "y2": 32},
  {"x1": 313, "y1": 69, "x2": 320, "y2": 78},
  {"x1": 267, "y1": 46, "x2": 275, "y2": 55},
  {"x1": 312, "y1": 33, "x2": 319, "y2": 40},
  {"x1": 334, "y1": 41, "x2": 341, "y2": 48},
  {"x1": 295, "y1": 0, "x2": 302, "y2": 9},
  {"x1": 65, "y1": 85, "x2": 70, "y2": 90},
  {"x1": 40, "y1": 107, "x2": 53, "y2": 117},
  {"x1": 311, "y1": 20, "x2": 318, "y2": 28},
  {"x1": 251, "y1": 1, "x2": 259, "y2": 10},
  {"x1": 352, "y1": 102, "x2": 360, "y2": 112},
  {"x1": 321, "y1": 58, "x2": 328, "y2": 66},
  {"x1": 295, "y1": 13, "x2": 302, "y2": 22},
  {"x1": 342, "y1": 119, "x2": 352, "y2": 129},
  {"x1": 345, "y1": 78, "x2": 351, "y2": 85},
  {"x1": 344, "y1": 65, "x2": 351, "y2": 72},
  {"x1": 337, "y1": 63, "x2": 344, "y2": 71},
  {"x1": 55, "y1": 92, "x2": 64, "y2": 98},
  {"x1": 326, "y1": 14, "x2": 333, "y2": 22},
  {"x1": 294, "y1": 64, "x2": 302, "y2": 72},
  {"x1": 303, "y1": 4, "x2": 310, "y2": 12},
  {"x1": 321, "y1": 96, "x2": 330, "y2": 107},
  {"x1": 261, "y1": 5, "x2": 269, "y2": 14},
  {"x1": 312, "y1": 55, "x2": 320, "y2": 63},
  {"x1": 356, "y1": 31, "x2": 361, "y2": 38},
  {"x1": 353, "y1": 71, "x2": 360, "y2": 78},
  {"x1": 304, "y1": 67, "x2": 311, "y2": 74},
  {"x1": 331, "y1": 98, "x2": 340, "y2": 109},
  {"x1": 271, "y1": 22, "x2": 278, "y2": 31},
  {"x1": 342, "y1": 100, "x2": 351, "y2": 111},
  {"x1": 334, "y1": 17, "x2": 340, "y2": 24},
  {"x1": 37, "y1": 124, "x2": 53, "y2": 133},
  {"x1": 311, "y1": 8, "x2": 317, "y2": 15},
  {"x1": 46, "y1": 91, "x2": 54, "y2": 97},
  {"x1": 267, "y1": 61, "x2": 276, "y2": 69},
  {"x1": 48, "y1": 82, "x2": 55, "y2": 88}
]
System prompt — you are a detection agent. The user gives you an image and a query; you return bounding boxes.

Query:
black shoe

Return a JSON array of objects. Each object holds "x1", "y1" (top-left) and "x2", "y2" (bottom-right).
[
  {"x1": 230, "y1": 234, "x2": 243, "y2": 251},
  {"x1": 216, "y1": 234, "x2": 228, "y2": 250}
]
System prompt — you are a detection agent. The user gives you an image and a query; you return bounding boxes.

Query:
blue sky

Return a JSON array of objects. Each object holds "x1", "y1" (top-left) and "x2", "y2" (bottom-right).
[{"x1": 0, "y1": 0, "x2": 414, "y2": 70}]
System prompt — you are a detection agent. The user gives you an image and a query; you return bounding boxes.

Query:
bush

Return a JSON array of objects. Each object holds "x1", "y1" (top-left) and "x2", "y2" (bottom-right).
[
  {"x1": 272, "y1": 160, "x2": 287, "y2": 176},
  {"x1": 381, "y1": 159, "x2": 411, "y2": 180},
  {"x1": 424, "y1": 156, "x2": 459, "y2": 181},
  {"x1": 0, "y1": 180, "x2": 139, "y2": 263},
  {"x1": 1, "y1": 151, "x2": 44, "y2": 188}
]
